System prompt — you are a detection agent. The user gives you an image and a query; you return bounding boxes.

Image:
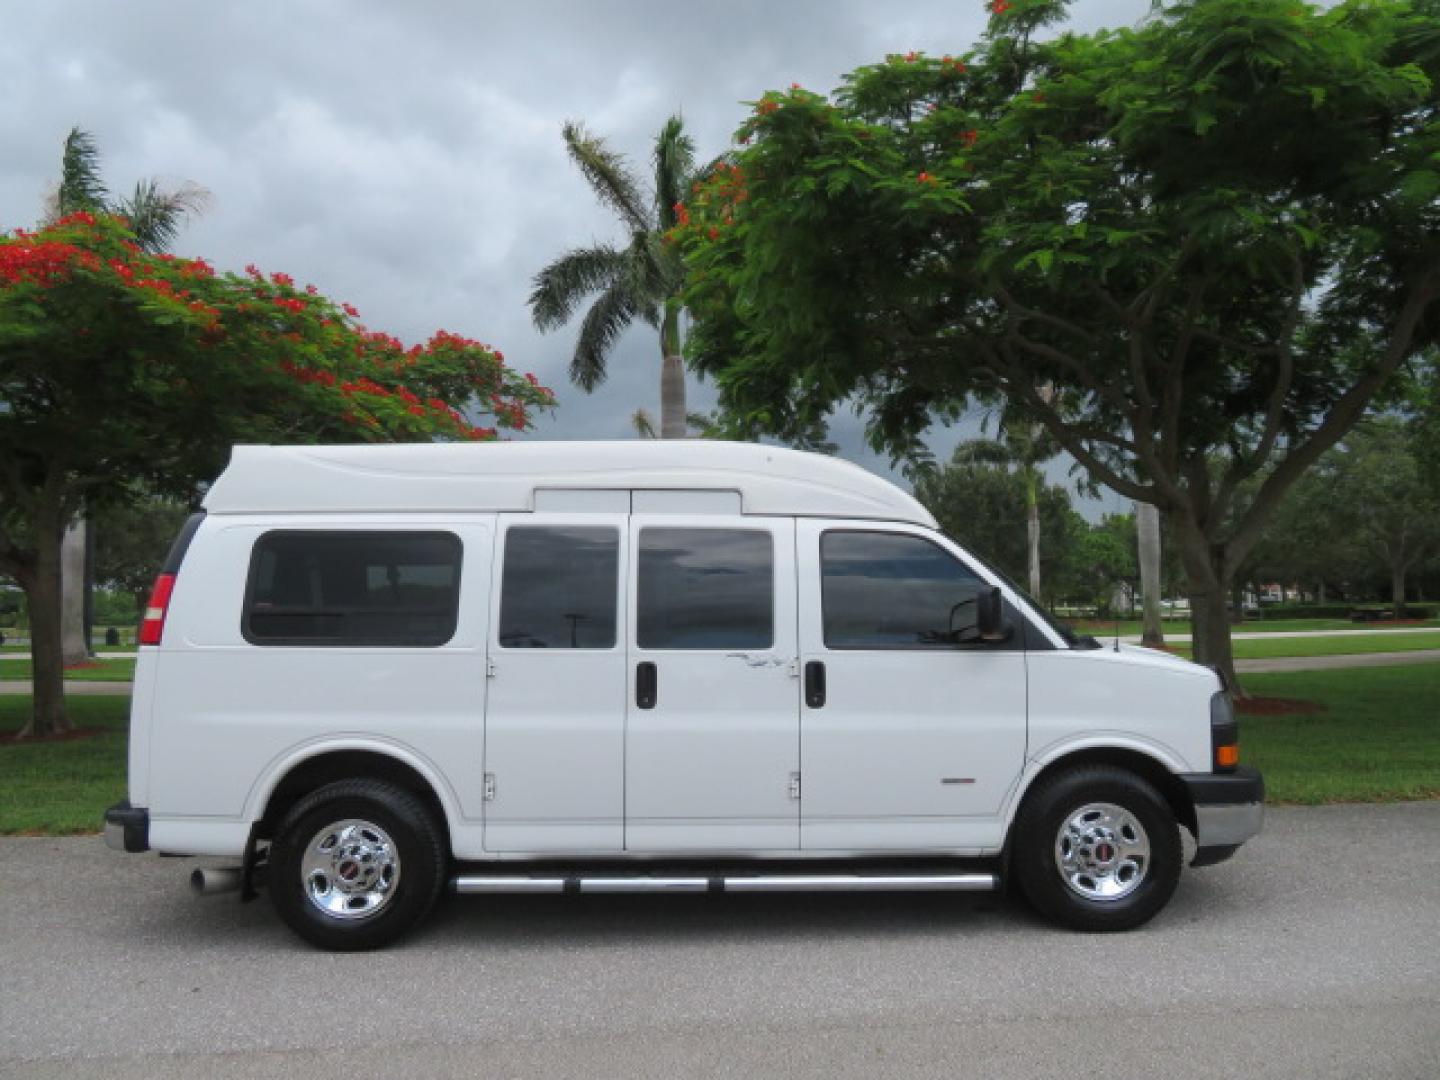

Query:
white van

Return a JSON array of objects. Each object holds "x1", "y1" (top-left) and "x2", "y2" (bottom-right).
[{"x1": 105, "y1": 441, "x2": 1262, "y2": 949}]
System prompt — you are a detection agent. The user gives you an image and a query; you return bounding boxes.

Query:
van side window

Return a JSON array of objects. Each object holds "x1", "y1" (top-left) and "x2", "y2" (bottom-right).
[
  {"x1": 821, "y1": 531, "x2": 986, "y2": 649},
  {"x1": 499, "y1": 526, "x2": 619, "y2": 648},
  {"x1": 638, "y1": 528, "x2": 772, "y2": 649},
  {"x1": 244, "y1": 532, "x2": 462, "y2": 647}
]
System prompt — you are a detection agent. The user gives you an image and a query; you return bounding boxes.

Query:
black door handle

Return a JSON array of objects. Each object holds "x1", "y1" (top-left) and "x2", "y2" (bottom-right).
[
  {"x1": 636, "y1": 661, "x2": 657, "y2": 710},
  {"x1": 805, "y1": 660, "x2": 826, "y2": 709}
]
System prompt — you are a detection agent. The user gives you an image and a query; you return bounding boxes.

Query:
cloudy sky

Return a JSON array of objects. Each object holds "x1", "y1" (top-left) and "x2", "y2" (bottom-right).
[{"x1": 2, "y1": 0, "x2": 1149, "y2": 505}]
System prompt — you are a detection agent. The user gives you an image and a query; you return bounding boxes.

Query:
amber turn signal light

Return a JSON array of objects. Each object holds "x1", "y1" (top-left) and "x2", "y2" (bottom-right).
[{"x1": 1215, "y1": 744, "x2": 1240, "y2": 769}]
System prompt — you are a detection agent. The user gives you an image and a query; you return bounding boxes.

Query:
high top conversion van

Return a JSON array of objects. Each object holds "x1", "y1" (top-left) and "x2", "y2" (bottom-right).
[{"x1": 106, "y1": 441, "x2": 1262, "y2": 950}]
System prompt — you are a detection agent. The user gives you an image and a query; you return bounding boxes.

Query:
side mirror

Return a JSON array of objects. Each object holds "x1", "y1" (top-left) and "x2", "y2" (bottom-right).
[{"x1": 977, "y1": 586, "x2": 1013, "y2": 644}]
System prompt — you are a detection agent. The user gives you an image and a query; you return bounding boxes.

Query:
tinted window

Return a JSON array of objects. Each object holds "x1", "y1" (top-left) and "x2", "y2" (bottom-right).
[
  {"x1": 245, "y1": 532, "x2": 461, "y2": 646},
  {"x1": 638, "y1": 528, "x2": 772, "y2": 649},
  {"x1": 822, "y1": 531, "x2": 985, "y2": 648},
  {"x1": 499, "y1": 526, "x2": 618, "y2": 648}
]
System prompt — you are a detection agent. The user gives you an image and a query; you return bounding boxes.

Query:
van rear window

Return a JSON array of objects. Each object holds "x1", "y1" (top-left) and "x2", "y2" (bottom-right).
[{"x1": 243, "y1": 531, "x2": 462, "y2": 647}]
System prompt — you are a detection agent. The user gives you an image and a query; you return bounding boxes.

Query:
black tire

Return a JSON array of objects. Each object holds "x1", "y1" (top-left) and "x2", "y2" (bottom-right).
[
  {"x1": 1011, "y1": 765, "x2": 1181, "y2": 932},
  {"x1": 269, "y1": 779, "x2": 446, "y2": 951}
]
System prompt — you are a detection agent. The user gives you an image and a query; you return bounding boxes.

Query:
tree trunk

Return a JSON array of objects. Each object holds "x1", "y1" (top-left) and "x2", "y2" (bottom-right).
[
  {"x1": 659, "y1": 306, "x2": 688, "y2": 440},
  {"x1": 61, "y1": 516, "x2": 89, "y2": 665},
  {"x1": 1025, "y1": 478, "x2": 1041, "y2": 597},
  {"x1": 17, "y1": 498, "x2": 73, "y2": 738},
  {"x1": 660, "y1": 353, "x2": 687, "y2": 439},
  {"x1": 1175, "y1": 522, "x2": 1243, "y2": 696},
  {"x1": 1392, "y1": 563, "x2": 1407, "y2": 621},
  {"x1": 1136, "y1": 501, "x2": 1164, "y2": 647}
]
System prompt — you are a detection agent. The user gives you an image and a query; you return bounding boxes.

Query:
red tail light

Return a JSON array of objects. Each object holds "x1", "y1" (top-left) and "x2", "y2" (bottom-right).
[{"x1": 139, "y1": 573, "x2": 176, "y2": 646}]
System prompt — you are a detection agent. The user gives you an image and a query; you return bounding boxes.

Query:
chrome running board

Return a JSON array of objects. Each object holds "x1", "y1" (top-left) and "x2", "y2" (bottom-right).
[{"x1": 451, "y1": 872, "x2": 997, "y2": 895}]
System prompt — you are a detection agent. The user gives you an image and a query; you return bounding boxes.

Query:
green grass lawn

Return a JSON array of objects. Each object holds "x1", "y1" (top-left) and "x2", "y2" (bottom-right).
[
  {"x1": 2, "y1": 664, "x2": 1436, "y2": 835},
  {"x1": 0, "y1": 658, "x2": 137, "y2": 682},
  {"x1": 1071, "y1": 617, "x2": 1440, "y2": 636},
  {"x1": 0, "y1": 643, "x2": 138, "y2": 653},
  {"x1": 1170, "y1": 630, "x2": 1440, "y2": 660},
  {"x1": 1242, "y1": 665, "x2": 1440, "y2": 804},
  {"x1": 1, "y1": 695, "x2": 130, "y2": 834}
]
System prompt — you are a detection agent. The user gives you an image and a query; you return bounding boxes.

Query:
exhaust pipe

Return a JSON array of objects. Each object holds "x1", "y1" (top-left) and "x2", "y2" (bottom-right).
[{"x1": 190, "y1": 867, "x2": 243, "y2": 896}]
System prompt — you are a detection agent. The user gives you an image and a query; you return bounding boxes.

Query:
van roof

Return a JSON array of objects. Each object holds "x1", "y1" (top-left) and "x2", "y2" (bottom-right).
[{"x1": 202, "y1": 442, "x2": 938, "y2": 527}]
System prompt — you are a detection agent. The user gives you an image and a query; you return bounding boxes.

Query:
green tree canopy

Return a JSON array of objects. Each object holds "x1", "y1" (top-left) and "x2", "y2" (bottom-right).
[
  {"x1": 915, "y1": 441, "x2": 1085, "y2": 605},
  {"x1": 1, "y1": 211, "x2": 555, "y2": 736},
  {"x1": 679, "y1": 0, "x2": 1440, "y2": 689}
]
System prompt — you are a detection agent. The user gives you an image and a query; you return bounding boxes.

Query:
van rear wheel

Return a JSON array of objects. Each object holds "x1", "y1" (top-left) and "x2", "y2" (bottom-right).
[
  {"x1": 270, "y1": 779, "x2": 446, "y2": 951},
  {"x1": 1012, "y1": 765, "x2": 1180, "y2": 932}
]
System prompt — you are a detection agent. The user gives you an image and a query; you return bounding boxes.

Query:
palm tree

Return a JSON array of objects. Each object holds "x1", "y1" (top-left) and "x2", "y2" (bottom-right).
[
  {"x1": 952, "y1": 424, "x2": 1058, "y2": 597},
  {"x1": 48, "y1": 127, "x2": 208, "y2": 252},
  {"x1": 530, "y1": 117, "x2": 694, "y2": 438},
  {"x1": 46, "y1": 127, "x2": 205, "y2": 666}
]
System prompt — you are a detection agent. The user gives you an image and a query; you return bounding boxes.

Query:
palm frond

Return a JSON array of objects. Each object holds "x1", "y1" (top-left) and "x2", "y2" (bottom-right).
[
  {"x1": 622, "y1": 232, "x2": 667, "y2": 329},
  {"x1": 56, "y1": 127, "x2": 107, "y2": 215},
  {"x1": 571, "y1": 279, "x2": 642, "y2": 391},
  {"x1": 632, "y1": 408, "x2": 658, "y2": 438},
  {"x1": 119, "y1": 179, "x2": 209, "y2": 253},
  {"x1": 653, "y1": 115, "x2": 695, "y2": 229},
  {"x1": 562, "y1": 121, "x2": 651, "y2": 234},
  {"x1": 529, "y1": 245, "x2": 627, "y2": 331},
  {"x1": 950, "y1": 438, "x2": 1017, "y2": 468}
]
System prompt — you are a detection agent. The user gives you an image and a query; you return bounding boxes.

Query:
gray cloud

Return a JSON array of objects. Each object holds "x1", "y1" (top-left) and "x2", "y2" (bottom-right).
[{"x1": 2, "y1": 0, "x2": 1149, "y2": 508}]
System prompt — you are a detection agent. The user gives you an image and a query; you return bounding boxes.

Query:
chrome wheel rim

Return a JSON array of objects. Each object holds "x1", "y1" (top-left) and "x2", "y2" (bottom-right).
[
  {"x1": 300, "y1": 818, "x2": 400, "y2": 920},
  {"x1": 1054, "y1": 802, "x2": 1150, "y2": 902}
]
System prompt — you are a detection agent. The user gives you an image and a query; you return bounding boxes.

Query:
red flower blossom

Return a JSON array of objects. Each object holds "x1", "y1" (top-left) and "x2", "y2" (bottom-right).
[{"x1": 990, "y1": 0, "x2": 1011, "y2": 13}]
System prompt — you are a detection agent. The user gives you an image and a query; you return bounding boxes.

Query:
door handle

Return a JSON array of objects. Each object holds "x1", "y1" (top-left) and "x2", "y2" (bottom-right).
[
  {"x1": 804, "y1": 660, "x2": 826, "y2": 709},
  {"x1": 636, "y1": 661, "x2": 657, "y2": 710}
]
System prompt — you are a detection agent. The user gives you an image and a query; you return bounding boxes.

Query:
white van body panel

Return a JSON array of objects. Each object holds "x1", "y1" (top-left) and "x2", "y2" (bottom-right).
[
  {"x1": 1024, "y1": 647, "x2": 1214, "y2": 776},
  {"x1": 131, "y1": 441, "x2": 1231, "y2": 867},
  {"x1": 203, "y1": 442, "x2": 937, "y2": 527},
  {"x1": 623, "y1": 514, "x2": 800, "y2": 852},
  {"x1": 795, "y1": 519, "x2": 1029, "y2": 851},
  {"x1": 483, "y1": 512, "x2": 629, "y2": 853},
  {"x1": 144, "y1": 514, "x2": 491, "y2": 854}
]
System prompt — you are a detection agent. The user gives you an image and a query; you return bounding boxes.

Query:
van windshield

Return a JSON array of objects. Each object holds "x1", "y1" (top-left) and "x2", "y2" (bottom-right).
[{"x1": 943, "y1": 536, "x2": 1092, "y2": 649}]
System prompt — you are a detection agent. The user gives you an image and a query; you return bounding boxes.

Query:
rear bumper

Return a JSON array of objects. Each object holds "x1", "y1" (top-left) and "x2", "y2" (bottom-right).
[
  {"x1": 1179, "y1": 767, "x2": 1264, "y2": 868},
  {"x1": 103, "y1": 800, "x2": 149, "y2": 853}
]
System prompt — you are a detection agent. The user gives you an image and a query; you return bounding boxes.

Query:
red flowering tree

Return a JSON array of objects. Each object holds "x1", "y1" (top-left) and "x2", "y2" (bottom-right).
[
  {"x1": 679, "y1": 0, "x2": 1440, "y2": 690},
  {"x1": 1, "y1": 212, "x2": 554, "y2": 737}
]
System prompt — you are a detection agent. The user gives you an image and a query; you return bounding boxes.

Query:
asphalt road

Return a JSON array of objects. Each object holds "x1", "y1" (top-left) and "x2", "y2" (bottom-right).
[{"x1": 3, "y1": 804, "x2": 1438, "y2": 1079}]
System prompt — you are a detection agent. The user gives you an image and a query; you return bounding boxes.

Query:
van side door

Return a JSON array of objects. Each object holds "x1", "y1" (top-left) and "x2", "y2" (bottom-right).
[
  {"x1": 795, "y1": 521, "x2": 1028, "y2": 852},
  {"x1": 483, "y1": 513, "x2": 628, "y2": 852},
  {"x1": 624, "y1": 515, "x2": 800, "y2": 851}
]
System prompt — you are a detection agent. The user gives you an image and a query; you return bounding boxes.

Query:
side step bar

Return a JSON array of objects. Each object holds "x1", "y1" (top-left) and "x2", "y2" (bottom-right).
[{"x1": 452, "y1": 872, "x2": 997, "y2": 895}]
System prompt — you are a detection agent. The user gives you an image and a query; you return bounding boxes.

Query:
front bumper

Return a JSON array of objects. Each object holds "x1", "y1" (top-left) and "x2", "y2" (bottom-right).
[
  {"x1": 1179, "y1": 767, "x2": 1264, "y2": 868},
  {"x1": 103, "y1": 800, "x2": 149, "y2": 853}
]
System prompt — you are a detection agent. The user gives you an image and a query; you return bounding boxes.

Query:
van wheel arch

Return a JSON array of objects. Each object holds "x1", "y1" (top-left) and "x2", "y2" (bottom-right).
[
  {"x1": 1007, "y1": 748, "x2": 1196, "y2": 853},
  {"x1": 258, "y1": 750, "x2": 452, "y2": 854}
]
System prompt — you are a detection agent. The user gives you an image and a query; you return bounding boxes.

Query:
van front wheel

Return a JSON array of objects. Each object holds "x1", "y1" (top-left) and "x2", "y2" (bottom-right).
[
  {"x1": 270, "y1": 779, "x2": 446, "y2": 950},
  {"x1": 1012, "y1": 765, "x2": 1180, "y2": 932}
]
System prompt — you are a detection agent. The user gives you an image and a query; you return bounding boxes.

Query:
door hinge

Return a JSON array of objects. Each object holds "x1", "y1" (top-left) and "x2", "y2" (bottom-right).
[
  {"x1": 786, "y1": 656, "x2": 800, "y2": 677},
  {"x1": 486, "y1": 656, "x2": 497, "y2": 678},
  {"x1": 483, "y1": 772, "x2": 496, "y2": 801},
  {"x1": 787, "y1": 771, "x2": 802, "y2": 800}
]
